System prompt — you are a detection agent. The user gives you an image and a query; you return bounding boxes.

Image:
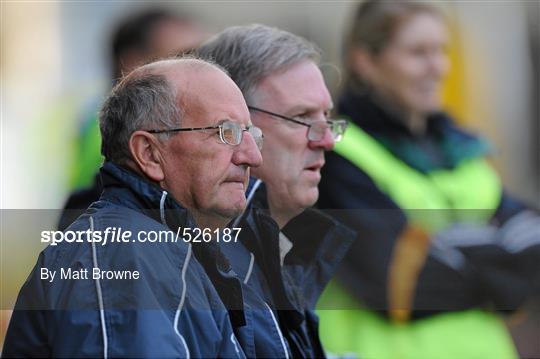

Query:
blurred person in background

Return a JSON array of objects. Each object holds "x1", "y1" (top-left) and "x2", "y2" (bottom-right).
[
  {"x1": 317, "y1": 1, "x2": 540, "y2": 358},
  {"x1": 3, "y1": 57, "x2": 263, "y2": 358},
  {"x1": 199, "y1": 24, "x2": 355, "y2": 358},
  {"x1": 59, "y1": 8, "x2": 207, "y2": 230}
]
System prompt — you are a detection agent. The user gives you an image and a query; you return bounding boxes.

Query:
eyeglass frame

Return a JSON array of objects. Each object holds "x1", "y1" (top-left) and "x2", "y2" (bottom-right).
[
  {"x1": 146, "y1": 119, "x2": 263, "y2": 149},
  {"x1": 247, "y1": 106, "x2": 347, "y2": 142}
]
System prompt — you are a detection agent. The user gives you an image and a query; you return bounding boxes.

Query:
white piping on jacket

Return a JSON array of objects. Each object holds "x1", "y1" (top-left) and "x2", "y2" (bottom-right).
[
  {"x1": 173, "y1": 243, "x2": 192, "y2": 359},
  {"x1": 90, "y1": 216, "x2": 108, "y2": 359},
  {"x1": 159, "y1": 190, "x2": 168, "y2": 225},
  {"x1": 159, "y1": 190, "x2": 191, "y2": 359},
  {"x1": 243, "y1": 253, "x2": 255, "y2": 285},
  {"x1": 264, "y1": 302, "x2": 290, "y2": 359},
  {"x1": 231, "y1": 179, "x2": 262, "y2": 228},
  {"x1": 230, "y1": 333, "x2": 241, "y2": 356},
  {"x1": 246, "y1": 179, "x2": 289, "y2": 358},
  {"x1": 245, "y1": 179, "x2": 262, "y2": 208},
  {"x1": 231, "y1": 179, "x2": 262, "y2": 284}
]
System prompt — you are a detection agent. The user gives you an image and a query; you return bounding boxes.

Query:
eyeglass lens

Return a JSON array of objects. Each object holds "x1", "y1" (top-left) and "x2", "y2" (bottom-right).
[
  {"x1": 221, "y1": 121, "x2": 240, "y2": 145},
  {"x1": 330, "y1": 121, "x2": 347, "y2": 142},
  {"x1": 248, "y1": 126, "x2": 264, "y2": 150},
  {"x1": 220, "y1": 121, "x2": 264, "y2": 150},
  {"x1": 307, "y1": 121, "x2": 347, "y2": 142}
]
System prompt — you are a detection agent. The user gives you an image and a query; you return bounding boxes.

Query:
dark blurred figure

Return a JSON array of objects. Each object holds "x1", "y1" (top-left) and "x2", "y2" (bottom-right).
[
  {"x1": 317, "y1": 1, "x2": 539, "y2": 358},
  {"x1": 60, "y1": 8, "x2": 206, "y2": 230},
  {"x1": 109, "y1": 9, "x2": 205, "y2": 81}
]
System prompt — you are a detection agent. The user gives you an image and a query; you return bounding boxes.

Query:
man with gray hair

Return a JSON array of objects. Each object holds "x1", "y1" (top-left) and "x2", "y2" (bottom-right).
[
  {"x1": 3, "y1": 57, "x2": 263, "y2": 357},
  {"x1": 199, "y1": 24, "x2": 353, "y2": 358}
]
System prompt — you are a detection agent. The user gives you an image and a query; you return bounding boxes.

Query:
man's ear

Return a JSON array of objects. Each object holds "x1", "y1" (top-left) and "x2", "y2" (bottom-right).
[{"x1": 129, "y1": 131, "x2": 165, "y2": 182}]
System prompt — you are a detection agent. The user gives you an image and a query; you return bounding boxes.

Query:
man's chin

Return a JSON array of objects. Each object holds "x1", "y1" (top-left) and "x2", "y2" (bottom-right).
[
  {"x1": 216, "y1": 198, "x2": 247, "y2": 220},
  {"x1": 297, "y1": 187, "x2": 319, "y2": 210}
]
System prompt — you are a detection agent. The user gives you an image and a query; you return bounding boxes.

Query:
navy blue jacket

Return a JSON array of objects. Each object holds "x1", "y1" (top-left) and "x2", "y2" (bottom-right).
[
  {"x1": 2, "y1": 162, "x2": 244, "y2": 358},
  {"x1": 219, "y1": 179, "x2": 355, "y2": 358}
]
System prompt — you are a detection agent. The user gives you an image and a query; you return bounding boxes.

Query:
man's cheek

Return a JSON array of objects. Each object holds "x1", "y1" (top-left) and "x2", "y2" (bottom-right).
[{"x1": 197, "y1": 177, "x2": 217, "y2": 198}]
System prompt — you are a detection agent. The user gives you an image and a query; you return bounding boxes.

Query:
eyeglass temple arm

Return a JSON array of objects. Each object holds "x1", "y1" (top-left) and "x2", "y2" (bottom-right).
[
  {"x1": 147, "y1": 125, "x2": 220, "y2": 134},
  {"x1": 248, "y1": 106, "x2": 311, "y2": 128}
]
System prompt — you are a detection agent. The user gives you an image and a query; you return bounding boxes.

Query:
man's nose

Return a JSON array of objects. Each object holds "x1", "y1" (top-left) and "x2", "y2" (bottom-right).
[
  {"x1": 232, "y1": 131, "x2": 263, "y2": 168},
  {"x1": 308, "y1": 125, "x2": 335, "y2": 151}
]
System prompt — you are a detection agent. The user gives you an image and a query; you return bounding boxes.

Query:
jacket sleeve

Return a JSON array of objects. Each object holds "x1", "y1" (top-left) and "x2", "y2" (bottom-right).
[
  {"x1": 2, "y1": 250, "x2": 105, "y2": 358},
  {"x1": 2, "y1": 246, "x2": 241, "y2": 358},
  {"x1": 431, "y1": 210, "x2": 540, "y2": 311},
  {"x1": 492, "y1": 190, "x2": 531, "y2": 225}
]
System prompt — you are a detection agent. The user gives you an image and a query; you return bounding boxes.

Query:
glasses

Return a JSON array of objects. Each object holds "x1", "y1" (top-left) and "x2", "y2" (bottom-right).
[
  {"x1": 147, "y1": 120, "x2": 264, "y2": 150},
  {"x1": 248, "y1": 106, "x2": 348, "y2": 142}
]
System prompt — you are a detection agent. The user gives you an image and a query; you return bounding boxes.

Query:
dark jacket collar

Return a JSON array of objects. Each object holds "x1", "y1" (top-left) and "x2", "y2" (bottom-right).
[
  {"x1": 99, "y1": 161, "x2": 246, "y2": 327},
  {"x1": 99, "y1": 161, "x2": 194, "y2": 229},
  {"x1": 239, "y1": 204, "x2": 305, "y2": 321},
  {"x1": 338, "y1": 86, "x2": 491, "y2": 172},
  {"x1": 240, "y1": 180, "x2": 355, "y2": 314},
  {"x1": 338, "y1": 85, "x2": 449, "y2": 138},
  {"x1": 240, "y1": 181, "x2": 355, "y2": 358}
]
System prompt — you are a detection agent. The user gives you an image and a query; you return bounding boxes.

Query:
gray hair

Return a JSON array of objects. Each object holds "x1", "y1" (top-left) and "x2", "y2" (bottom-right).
[
  {"x1": 198, "y1": 24, "x2": 321, "y2": 104},
  {"x1": 99, "y1": 72, "x2": 179, "y2": 164}
]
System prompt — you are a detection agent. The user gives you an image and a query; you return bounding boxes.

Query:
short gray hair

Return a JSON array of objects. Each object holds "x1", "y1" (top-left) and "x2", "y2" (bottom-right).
[
  {"x1": 99, "y1": 72, "x2": 179, "y2": 164},
  {"x1": 198, "y1": 24, "x2": 321, "y2": 104}
]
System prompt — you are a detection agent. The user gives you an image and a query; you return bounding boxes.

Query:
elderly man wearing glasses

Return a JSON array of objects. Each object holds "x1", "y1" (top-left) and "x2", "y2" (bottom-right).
[
  {"x1": 199, "y1": 24, "x2": 354, "y2": 358},
  {"x1": 3, "y1": 57, "x2": 262, "y2": 358}
]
